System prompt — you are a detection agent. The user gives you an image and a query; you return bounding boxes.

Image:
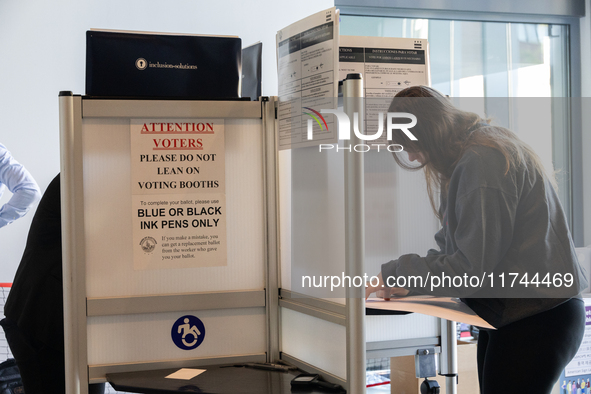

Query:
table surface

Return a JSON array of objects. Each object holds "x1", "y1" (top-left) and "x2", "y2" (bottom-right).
[{"x1": 107, "y1": 364, "x2": 345, "y2": 394}]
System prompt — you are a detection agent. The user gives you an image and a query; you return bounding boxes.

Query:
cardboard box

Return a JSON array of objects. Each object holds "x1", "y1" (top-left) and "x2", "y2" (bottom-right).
[{"x1": 390, "y1": 341, "x2": 479, "y2": 394}]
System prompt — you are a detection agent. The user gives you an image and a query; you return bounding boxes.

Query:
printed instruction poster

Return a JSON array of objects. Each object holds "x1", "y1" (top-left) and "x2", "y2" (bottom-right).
[
  {"x1": 130, "y1": 119, "x2": 227, "y2": 270},
  {"x1": 339, "y1": 36, "x2": 430, "y2": 145},
  {"x1": 276, "y1": 7, "x2": 339, "y2": 150}
]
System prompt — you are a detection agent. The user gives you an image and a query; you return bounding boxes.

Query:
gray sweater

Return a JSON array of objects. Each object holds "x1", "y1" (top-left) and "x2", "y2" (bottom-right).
[{"x1": 381, "y1": 145, "x2": 588, "y2": 327}]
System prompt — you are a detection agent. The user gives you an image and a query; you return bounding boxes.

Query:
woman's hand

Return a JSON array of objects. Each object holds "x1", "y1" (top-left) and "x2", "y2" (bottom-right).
[
  {"x1": 365, "y1": 272, "x2": 409, "y2": 300},
  {"x1": 365, "y1": 272, "x2": 385, "y2": 299}
]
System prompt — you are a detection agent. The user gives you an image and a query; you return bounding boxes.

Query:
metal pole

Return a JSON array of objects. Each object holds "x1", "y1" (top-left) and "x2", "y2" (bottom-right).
[
  {"x1": 343, "y1": 74, "x2": 367, "y2": 394},
  {"x1": 262, "y1": 97, "x2": 281, "y2": 362},
  {"x1": 440, "y1": 319, "x2": 458, "y2": 394},
  {"x1": 59, "y1": 92, "x2": 88, "y2": 394}
]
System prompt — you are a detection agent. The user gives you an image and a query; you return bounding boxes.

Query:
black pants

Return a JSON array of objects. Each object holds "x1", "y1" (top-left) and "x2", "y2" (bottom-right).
[
  {"x1": 477, "y1": 298, "x2": 585, "y2": 394},
  {"x1": 0, "y1": 318, "x2": 105, "y2": 394}
]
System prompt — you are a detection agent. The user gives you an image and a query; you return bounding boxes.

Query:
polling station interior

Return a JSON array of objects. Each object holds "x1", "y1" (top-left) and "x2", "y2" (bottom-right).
[{"x1": 1, "y1": 1, "x2": 591, "y2": 393}]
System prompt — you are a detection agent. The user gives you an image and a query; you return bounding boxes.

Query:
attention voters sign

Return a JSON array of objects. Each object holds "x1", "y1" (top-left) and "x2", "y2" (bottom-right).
[{"x1": 130, "y1": 119, "x2": 227, "y2": 270}]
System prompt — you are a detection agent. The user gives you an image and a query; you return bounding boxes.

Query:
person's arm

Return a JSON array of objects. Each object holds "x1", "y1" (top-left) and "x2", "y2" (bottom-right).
[
  {"x1": 427, "y1": 195, "x2": 447, "y2": 256},
  {"x1": 0, "y1": 145, "x2": 41, "y2": 228},
  {"x1": 426, "y1": 226, "x2": 446, "y2": 256},
  {"x1": 381, "y1": 185, "x2": 518, "y2": 297},
  {"x1": 367, "y1": 199, "x2": 444, "y2": 299}
]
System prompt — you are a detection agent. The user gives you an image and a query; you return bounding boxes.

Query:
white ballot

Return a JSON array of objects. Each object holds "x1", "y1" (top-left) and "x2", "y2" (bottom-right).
[
  {"x1": 366, "y1": 296, "x2": 495, "y2": 329},
  {"x1": 165, "y1": 368, "x2": 206, "y2": 380}
]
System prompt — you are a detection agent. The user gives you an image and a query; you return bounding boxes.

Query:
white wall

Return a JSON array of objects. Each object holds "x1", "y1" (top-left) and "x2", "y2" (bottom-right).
[{"x1": 0, "y1": 0, "x2": 333, "y2": 282}]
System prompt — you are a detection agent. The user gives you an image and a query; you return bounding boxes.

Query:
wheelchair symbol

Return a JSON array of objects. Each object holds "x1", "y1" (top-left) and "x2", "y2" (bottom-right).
[
  {"x1": 179, "y1": 318, "x2": 201, "y2": 346},
  {"x1": 171, "y1": 315, "x2": 206, "y2": 350}
]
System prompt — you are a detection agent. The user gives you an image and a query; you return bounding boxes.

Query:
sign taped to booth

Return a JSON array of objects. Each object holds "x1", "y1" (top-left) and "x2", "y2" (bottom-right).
[{"x1": 130, "y1": 118, "x2": 227, "y2": 270}]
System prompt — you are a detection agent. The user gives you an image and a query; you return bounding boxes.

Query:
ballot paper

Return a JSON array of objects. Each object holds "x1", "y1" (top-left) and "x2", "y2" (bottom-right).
[
  {"x1": 366, "y1": 296, "x2": 495, "y2": 329},
  {"x1": 165, "y1": 368, "x2": 206, "y2": 380}
]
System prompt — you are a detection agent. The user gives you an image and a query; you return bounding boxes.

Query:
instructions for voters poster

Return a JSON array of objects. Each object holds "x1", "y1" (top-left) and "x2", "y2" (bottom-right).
[
  {"x1": 339, "y1": 35, "x2": 430, "y2": 146},
  {"x1": 276, "y1": 7, "x2": 339, "y2": 150},
  {"x1": 130, "y1": 118, "x2": 227, "y2": 270}
]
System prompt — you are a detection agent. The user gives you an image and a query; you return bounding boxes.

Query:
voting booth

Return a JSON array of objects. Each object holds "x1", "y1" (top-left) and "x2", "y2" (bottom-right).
[
  {"x1": 59, "y1": 8, "x2": 462, "y2": 394},
  {"x1": 59, "y1": 95, "x2": 281, "y2": 392},
  {"x1": 274, "y1": 8, "x2": 458, "y2": 394},
  {"x1": 59, "y1": 96, "x2": 458, "y2": 394}
]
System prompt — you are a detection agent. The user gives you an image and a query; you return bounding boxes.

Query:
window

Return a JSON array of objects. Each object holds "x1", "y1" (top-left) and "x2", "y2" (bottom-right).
[{"x1": 340, "y1": 15, "x2": 573, "y2": 226}]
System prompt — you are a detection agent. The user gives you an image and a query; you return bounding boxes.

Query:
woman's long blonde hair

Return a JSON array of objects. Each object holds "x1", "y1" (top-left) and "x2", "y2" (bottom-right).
[{"x1": 387, "y1": 86, "x2": 554, "y2": 220}]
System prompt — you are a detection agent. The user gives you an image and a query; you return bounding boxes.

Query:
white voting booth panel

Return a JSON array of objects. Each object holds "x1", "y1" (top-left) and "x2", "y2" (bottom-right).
[
  {"x1": 82, "y1": 119, "x2": 265, "y2": 297},
  {"x1": 59, "y1": 96, "x2": 278, "y2": 391},
  {"x1": 82, "y1": 118, "x2": 266, "y2": 366},
  {"x1": 87, "y1": 308, "x2": 266, "y2": 365},
  {"x1": 273, "y1": 8, "x2": 448, "y2": 385},
  {"x1": 280, "y1": 310, "x2": 440, "y2": 380},
  {"x1": 281, "y1": 309, "x2": 347, "y2": 378},
  {"x1": 277, "y1": 149, "x2": 442, "y2": 368},
  {"x1": 282, "y1": 146, "x2": 347, "y2": 299},
  {"x1": 278, "y1": 146, "x2": 348, "y2": 383},
  {"x1": 365, "y1": 314, "x2": 440, "y2": 343},
  {"x1": 279, "y1": 150, "x2": 292, "y2": 290}
]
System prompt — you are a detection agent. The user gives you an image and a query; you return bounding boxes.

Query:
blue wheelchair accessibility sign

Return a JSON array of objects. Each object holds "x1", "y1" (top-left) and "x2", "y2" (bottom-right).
[{"x1": 171, "y1": 315, "x2": 206, "y2": 350}]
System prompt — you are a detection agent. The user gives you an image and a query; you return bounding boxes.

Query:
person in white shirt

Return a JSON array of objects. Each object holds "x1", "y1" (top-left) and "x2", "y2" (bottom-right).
[{"x1": 0, "y1": 143, "x2": 41, "y2": 228}]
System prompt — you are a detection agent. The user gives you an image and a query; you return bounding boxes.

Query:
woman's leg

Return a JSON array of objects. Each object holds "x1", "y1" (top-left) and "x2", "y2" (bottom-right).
[{"x1": 478, "y1": 298, "x2": 585, "y2": 394}]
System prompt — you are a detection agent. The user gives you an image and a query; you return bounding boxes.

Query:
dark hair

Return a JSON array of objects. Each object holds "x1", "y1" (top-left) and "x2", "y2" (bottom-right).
[{"x1": 387, "y1": 86, "x2": 554, "y2": 219}]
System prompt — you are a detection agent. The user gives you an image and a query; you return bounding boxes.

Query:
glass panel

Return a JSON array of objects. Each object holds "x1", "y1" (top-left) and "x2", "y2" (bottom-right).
[{"x1": 340, "y1": 15, "x2": 572, "y2": 226}]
